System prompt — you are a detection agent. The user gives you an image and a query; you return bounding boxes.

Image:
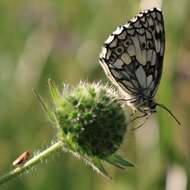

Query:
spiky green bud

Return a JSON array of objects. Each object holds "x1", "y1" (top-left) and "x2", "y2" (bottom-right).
[
  {"x1": 48, "y1": 80, "x2": 134, "y2": 178},
  {"x1": 0, "y1": 81, "x2": 134, "y2": 185}
]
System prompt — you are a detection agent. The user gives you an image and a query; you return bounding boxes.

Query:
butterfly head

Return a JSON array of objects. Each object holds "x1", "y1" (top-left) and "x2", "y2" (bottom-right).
[
  {"x1": 148, "y1": 99, "x2": 157, "y2": 113},
  {"x1": 137, "y1": 95, "x2": 157, "y2": 113}
]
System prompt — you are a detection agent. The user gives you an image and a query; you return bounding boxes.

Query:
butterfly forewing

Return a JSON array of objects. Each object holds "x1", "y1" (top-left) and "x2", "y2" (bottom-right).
[{"x1": 99, "y1": 8, "x2": 165, "y2": 103}]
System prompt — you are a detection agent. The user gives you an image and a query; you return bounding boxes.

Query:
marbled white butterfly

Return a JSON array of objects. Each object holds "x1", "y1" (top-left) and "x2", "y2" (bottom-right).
[{"x1": 99, "y1": 7, "x2": 180, "y2": 125}]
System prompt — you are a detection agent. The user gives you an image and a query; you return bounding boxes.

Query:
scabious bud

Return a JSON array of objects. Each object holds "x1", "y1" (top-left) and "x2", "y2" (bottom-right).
[
  {"x1": 0, "y1": 81, "x2": 134, "y2": 185},
  {"x1": 48, "y1": 80, "x2": 134, "y2": 178}
]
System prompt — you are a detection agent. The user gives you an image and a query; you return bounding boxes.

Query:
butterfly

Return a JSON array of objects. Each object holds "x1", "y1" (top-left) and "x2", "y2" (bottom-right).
[{"x1": 99, "y1": 7, "x2": 180, "y2": 125}]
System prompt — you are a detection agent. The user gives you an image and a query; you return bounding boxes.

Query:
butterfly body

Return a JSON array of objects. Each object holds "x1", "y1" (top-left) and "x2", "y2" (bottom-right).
[{"x1": 99, "y1": 8, "x2": 180, "y2": 125}]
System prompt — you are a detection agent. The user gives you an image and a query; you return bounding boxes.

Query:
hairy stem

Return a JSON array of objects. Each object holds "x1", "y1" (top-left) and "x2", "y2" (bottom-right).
[{"x1": 0, "y1": 141, "x2": 63, "y2": 185}]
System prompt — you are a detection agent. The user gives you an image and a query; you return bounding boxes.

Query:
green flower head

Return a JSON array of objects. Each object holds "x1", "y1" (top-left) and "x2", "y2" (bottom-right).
[{"x1": 44, "y1": 80, "x2": 134, "y2": 178}]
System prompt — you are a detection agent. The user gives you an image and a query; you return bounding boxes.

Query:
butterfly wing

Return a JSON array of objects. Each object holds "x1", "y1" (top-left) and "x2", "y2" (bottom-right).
[{"x1": 99, "y1": 8, "x2": 165, "y2": 98}]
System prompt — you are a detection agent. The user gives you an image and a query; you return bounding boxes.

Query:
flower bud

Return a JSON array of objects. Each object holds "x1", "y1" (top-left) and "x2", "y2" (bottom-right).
[{"x1": 48, "y1": 80, "x2": 134, "y2": 178}]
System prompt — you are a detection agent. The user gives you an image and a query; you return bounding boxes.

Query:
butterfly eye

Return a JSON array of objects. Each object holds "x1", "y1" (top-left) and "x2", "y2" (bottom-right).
[{"x1": 115, "y1": 46, "x2": 124, "y2": 55}]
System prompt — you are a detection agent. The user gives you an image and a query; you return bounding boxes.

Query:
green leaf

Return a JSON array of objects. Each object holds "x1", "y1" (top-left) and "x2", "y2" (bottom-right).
[
  {"x1": 48, "y1": 79, "x2": 62, "y2": 105},
  {"x1": 33, "y1": 89, "x2": 55, "y2": 123},
  {"x1": 105, "y1": 154, "x2": 135, "y2": 168},
  {"x1": 92, "y1": 158, "x2": 112, "y2": 180}
]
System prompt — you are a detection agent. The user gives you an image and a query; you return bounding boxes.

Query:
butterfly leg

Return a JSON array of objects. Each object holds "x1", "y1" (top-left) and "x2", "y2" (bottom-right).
[
  {"x1": 128, "y1": 107, "x2": 150, "y2": 130},
  {"x1": 117, "y1": 98, "x2": 137, "y2": 103},
  {"x1": 128, "y1": 112, "x2": 147, "y2": 124},
  {"x1": 130, "y1": 107, "x2": 151, "y2": 130},
  {"x1": 117, "y1": 98, "x2": 137, "y2": 116},
  {"x1": 129, "y1": 110, "x2": 136, "y2": 117},
  {"x1": 131, "y1": 116, "x2": 149, "y2": 130},
  {"x1": 109, "y1": 97, "x2": 135, "y2": 105}
]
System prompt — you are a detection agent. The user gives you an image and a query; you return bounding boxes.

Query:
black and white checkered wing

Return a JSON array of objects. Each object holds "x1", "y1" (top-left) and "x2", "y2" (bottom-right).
[{"x1": 99, "y1": 8, "x2": 165, "y2": 99}]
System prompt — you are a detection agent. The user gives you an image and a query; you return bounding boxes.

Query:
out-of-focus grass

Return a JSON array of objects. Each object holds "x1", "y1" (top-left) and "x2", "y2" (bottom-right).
[{"x1": 0, "y1": 0, "x2": 190, "y2": 189}]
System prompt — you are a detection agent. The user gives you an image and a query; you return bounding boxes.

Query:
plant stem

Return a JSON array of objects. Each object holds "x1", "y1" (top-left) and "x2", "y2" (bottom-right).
[{"x1": 0, "y1": 140, "x2": 63, "y2": 185}]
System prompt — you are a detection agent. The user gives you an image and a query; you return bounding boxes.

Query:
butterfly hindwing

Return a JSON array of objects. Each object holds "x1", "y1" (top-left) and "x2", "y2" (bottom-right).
[{"x1": 99, "y1": 8, "x2": 165, "y2": 98}]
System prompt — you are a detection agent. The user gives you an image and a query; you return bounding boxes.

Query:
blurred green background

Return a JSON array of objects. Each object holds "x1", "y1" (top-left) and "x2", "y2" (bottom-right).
[{"x1": 0, "y1": 0, "x2": 189, "y2": 189}]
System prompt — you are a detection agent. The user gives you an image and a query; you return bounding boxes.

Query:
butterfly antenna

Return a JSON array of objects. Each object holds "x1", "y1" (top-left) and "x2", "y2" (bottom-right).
[{"x1": 156, "y1": 103, "x2": 181, "y2": 126}]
